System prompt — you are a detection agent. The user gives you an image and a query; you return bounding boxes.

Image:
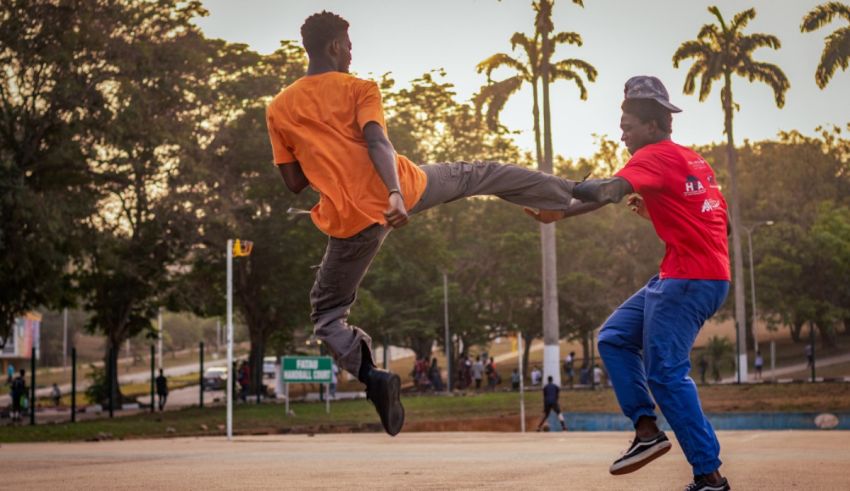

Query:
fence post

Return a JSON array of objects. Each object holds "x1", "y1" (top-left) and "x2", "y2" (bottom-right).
[
  {"x1": 108, "y1": 347, "x2": 114, "y2": 418},
  {"x1": 30, "y1": 347, "x2": 36, "y2": 425},
  {"x1": 150, "y1": 345, "x2": 155, "y2": 413},
  {"x1": 199, "y1": 341, "x2": 204, "y2": 408},
  {"x1": 71, "y1": 347, "x2": 77, "y2": 423}
]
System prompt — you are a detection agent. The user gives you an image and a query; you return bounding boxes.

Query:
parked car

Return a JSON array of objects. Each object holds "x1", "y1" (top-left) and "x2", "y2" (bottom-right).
[{"x1": 203, "y1": 366, "x2": 227, "y2": 391}]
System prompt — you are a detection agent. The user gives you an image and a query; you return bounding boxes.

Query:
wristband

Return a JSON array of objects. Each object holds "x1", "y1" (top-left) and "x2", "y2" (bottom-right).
[{"x1": 388, "y1": 188, "x2": 401, "y2": 197}]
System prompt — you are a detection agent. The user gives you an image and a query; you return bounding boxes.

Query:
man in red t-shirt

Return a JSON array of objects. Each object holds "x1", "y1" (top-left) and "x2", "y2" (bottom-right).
[{"x1": 526, "y1": 76, "x2": 731, "y2": 491}]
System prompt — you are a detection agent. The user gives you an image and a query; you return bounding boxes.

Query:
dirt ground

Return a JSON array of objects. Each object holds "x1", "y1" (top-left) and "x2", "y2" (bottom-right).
[{"x1": 2, "y1": 431, "x2": 848, "y2": 490}]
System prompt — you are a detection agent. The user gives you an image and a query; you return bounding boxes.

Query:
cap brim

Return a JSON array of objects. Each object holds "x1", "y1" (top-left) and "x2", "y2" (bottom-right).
[{"x1": 657, "y1": 98, "x2": 682, "y2": 113}]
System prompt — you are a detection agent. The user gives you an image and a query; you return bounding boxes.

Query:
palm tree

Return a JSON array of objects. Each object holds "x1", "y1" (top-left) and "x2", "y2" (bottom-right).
[
  {"x1": 801, "y1": 2, "x2": 850, "y2": 88},
  {"x1": 673, "y1": 6, "x2": 789, "y2": 383},
  {"x1": 476, "y1": 0, "x2": 595, "y2": 384}
]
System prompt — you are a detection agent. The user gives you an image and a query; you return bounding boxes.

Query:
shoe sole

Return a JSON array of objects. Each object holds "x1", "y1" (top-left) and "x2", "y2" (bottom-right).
[
  {"x1": 609, "y1": 440, "x2": 672, "y2": 475},
  {"x1": 383, "y1": 373, "x2": 405, "y2": 436}
]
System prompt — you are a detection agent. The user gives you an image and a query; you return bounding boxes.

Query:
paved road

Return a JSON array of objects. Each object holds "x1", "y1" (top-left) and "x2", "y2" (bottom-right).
[
  {"x1": 2, "y1": 431, "x2": 848, "y2": 490},
  {"x1": 721, "y1": 351, "x2": 850, "y2": 383}
]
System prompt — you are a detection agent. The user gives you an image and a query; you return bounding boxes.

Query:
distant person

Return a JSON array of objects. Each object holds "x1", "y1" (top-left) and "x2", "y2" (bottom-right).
[
  {"x1": 330, "y1": 361, "x2": 339, "y2": 399},
  {"x1": 536, "y1": 376, "x2": 567, "y2": 431},
  {"x1": 486, "y1": 357, "x2": 500, "y2": 390},
  {"x1": 472, "y1": 356, "x2": 485, "y2": 390},
  {"x1": 51, "y1": 383, "x2": 61, "y2": 407},
  {"x1": 805, "y1": 344, "x2": 814, "y2": 368},
  {"x1": 754, "y1": 351, "x2": 764, "y2": 381},
  {"x1": 530, "y1": 366, "x2": 542, "y2": 386},
  {"x1": 266, "y1": 10, "x2": 577, "y2": 436},
  {"x1": 155, "y1": 369, "x2": 168, "y2": 411},
  {"x1": 10, "y1": 369, "x2": 27, "y2": 422},
  {"x1": 563, "y1": 351, "x2": 575, "y2": 388},
  {"x1": 511, "y1": 369, "x2": 521, "y2": 391},
  {"x1": 698, "y1": 354, "x2": 709, "y2": 385},
  {"x1": 593, "y1": 364, "x2": 603, "y2": 388},
  {"x1": 238, "y1": 362, "x2": 250, "y2": 402},
  {"x1": 6, "y1": 363, "x2": 14, "y2": 385},
  {"x1": 429, "y1": 358, "x2": 443, "y2": 392}
]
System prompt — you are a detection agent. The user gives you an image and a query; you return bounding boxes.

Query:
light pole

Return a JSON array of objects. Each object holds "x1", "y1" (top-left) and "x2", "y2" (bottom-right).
[
  {"x1": 744, "y1": 220, "x2": 774, "y2": 357},
  {"x1": 226, "y1": 238, "x2": 252, "y2": 441}
]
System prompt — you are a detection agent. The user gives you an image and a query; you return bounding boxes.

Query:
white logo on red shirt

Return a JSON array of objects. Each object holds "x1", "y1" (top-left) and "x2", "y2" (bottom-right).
[
  {"x1": 701, "y1": 199, "x2": 721, "y2": 213},
  {"x1": 684, "y1": 175, "x2": 706, "y2": 196}
]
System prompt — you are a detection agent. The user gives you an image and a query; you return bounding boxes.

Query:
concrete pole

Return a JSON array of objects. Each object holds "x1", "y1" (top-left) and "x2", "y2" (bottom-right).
[
  {"x1": 541, "y1": 223, "x2": 561, "y2": 386},
  {"x1": 226, "y1": 239, "x2": 234, "y2": 441}
]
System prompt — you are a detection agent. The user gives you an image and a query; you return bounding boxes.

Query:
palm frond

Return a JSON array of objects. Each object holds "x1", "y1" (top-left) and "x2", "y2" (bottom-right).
[
  {"x1": 815, "y1": 26, "x2": 850, "y2": 88},
  {"x1": 740, "y1": 61, "x2": 790, "y2": 107},
  {"x1": 697, "y1": 23, "x2": 721, "y2": 43},
  {"x1": 551, "y1": 31, "x2": 582, "y2": 47},
  {"x1": 682, "y1": 62, "x2": 706, "y2": 95},
  {"x1": 510, "y1": 32, "x2": 539, "y2": 64},
  {"x1": 550, "y1": 69, "x2": 588, "y2": 100},
  {"x1": 739, "y1": 33, "x2": 782, "y2": 54},
  {"x1": 476, "y1": 53, "x2": 528, "y2": 80},
  {"x1": 474, "y1": 76, "x2": 524, "y2": 131},
  {"x1": 551, "y1": 58, "x2": 597, "y2": 82},
  {"x1": 730, "y1": 8, "x2": 757, "y2": 32},
  {"x1": 801, "y1": 2, "x2": 850, "y2": 32},
  {"x1": 708, "y1": 5, "x2": 728, "y2": 31},
  {"x1": 673, "y1": 40, "x2": 712, "y2": 68}
]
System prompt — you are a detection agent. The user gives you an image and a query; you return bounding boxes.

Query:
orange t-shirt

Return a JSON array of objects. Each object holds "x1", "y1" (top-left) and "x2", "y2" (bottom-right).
[{"x1": 266, "y1": 72, "x2": 427, "y2": 238}]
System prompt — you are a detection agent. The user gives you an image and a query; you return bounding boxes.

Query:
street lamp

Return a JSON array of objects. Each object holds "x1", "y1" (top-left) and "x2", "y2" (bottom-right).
[
  {"x1": 744, "y1": 220, "x2": 774, "y2": 356},
  {"x1": 226, "y1": 238, "x2": 253, "y2": 441}
]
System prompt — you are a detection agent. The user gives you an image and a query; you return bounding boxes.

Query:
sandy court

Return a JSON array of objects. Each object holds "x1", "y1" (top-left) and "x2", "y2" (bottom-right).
[{"x1": 2, "y1": 431, "x2": 848, "y2": 490}]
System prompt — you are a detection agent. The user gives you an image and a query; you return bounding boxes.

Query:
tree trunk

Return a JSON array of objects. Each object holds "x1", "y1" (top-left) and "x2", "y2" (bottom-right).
[
  {"x1": 816, "y1": 322, "x2": 837, "y2": 349},
  {"x1": 522, "y1": 332, "x2": 534, "y2": 378},
  {"x1": 722, "y1": 74, "x2": 748, "y2": 381},
  {"x1": 790, "y1": 319, "x2": 803, "y2": 343},
  {"x1": 248, "y1": 330, "x2": 267, "y2": 397},
  {"x1": 539, "y1": 14, "x2": 560, "y2": 387}
]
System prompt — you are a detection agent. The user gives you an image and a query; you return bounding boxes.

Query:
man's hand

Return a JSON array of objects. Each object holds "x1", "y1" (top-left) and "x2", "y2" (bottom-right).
[
  {"x1": 523, "y1": 208, "x2": 565, "y2": 224},
  {"x1": 627, "y1": 194, "x2": 650, "y2": 220},
  {"x1": 384, "y1": 192, "x2": 409, "y2": 228}
]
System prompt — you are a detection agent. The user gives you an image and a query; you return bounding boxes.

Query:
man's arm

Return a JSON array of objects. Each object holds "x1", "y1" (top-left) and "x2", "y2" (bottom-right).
[
  {"x1": 277, "y1": 162, "x2": 310, "y2": 194},
  {"x1": 363, "y1": 121, "x2": 408, "y2": 228},
  {"x1": 523, "y1": 176, "x2": 634, "y2": 223}
]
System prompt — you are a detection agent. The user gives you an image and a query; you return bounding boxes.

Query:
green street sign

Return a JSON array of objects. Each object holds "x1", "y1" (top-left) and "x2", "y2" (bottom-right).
[{"x1": 281, "y1": 356, "x2": 332, "y2": 383}]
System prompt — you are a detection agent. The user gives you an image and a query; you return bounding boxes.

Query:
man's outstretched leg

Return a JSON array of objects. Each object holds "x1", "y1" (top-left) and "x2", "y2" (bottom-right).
[{"x1": 310, "y1": 224, "x2": 404, "y2": 436}]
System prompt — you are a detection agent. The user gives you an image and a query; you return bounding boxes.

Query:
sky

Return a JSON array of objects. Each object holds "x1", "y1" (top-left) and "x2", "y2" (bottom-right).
[{"x1": 193, "y1": 0, "x2": 850, "y2": 160}]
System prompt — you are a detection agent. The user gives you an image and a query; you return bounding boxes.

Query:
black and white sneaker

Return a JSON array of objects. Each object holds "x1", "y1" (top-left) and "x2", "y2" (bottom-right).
[
  {"x1": 684, "y1": 476, "x2": 730, "y2": 491},
  {"x1": 609, "y1": 431, "x2": 672, "y2": 475}
]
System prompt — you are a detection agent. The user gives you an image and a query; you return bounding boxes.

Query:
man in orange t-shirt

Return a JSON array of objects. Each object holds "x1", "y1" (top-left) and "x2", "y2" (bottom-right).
[{"x1": 267, "y1": 11, "x2": 577, "y2": 437}]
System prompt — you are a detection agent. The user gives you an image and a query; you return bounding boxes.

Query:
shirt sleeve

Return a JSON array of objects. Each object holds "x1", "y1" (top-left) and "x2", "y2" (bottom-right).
[
  {"x1": 266, "y1": 107, "x2": 295, "y2": 164},
  {"x1": 355, "y1": 81, "x2": 387, "y2": 131},
  {"x1": 615, "y1": 154, "x2": 664, "y2": 194}
]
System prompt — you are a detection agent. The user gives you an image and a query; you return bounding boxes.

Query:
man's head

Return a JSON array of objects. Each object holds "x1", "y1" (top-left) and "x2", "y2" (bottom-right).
[
  {"x1": 547, "y1": 376, "x2": 553, "y2": 383},
  {"x1": 301, "y1": 11, "x2": 351, "y2": 73},
  {"x1": 620, "y1": 76, "x2": 679, "y2": 154}
]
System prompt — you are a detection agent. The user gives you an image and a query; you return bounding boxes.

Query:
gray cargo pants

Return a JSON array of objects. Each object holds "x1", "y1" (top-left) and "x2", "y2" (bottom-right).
[{"x1": 309, "y1": 161, "x2": 575, "y2": 376}]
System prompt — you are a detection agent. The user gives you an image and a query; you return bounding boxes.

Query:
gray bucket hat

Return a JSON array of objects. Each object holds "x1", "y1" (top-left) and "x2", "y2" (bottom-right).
[{"x1": 624, "y1": 75, "x2": 682, "y2": 113}]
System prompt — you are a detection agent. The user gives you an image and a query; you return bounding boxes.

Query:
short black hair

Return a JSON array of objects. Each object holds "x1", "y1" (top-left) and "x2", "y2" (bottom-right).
[
  {"x1": 621, "y1": 98, "x2": 673, "y2": 133},
  {"x1": 301, "y1": 11, "x2": 349, "y2": 56}
]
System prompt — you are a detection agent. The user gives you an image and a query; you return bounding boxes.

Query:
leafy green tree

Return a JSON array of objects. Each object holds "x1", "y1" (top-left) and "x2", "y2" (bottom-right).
[
  {"x1": 673, "y1": 6, "x2": 789, "y2": 374},
  {"x1": 77, "y1": 0, "x2": 212, "y2": 399},
  {"x1": 801, "y1": 2, "x2": 850, "y2": 88},
  {"x1": 180, "y1": 40, "x2": 319, "y2": 395},
  {"x1": 0, "y1": 0, "x2": 124, "y2": 346}
]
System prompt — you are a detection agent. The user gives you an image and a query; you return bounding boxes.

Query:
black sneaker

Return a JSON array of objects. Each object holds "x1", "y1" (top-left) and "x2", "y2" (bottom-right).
[
  {"x1": 609, "y1": 431, "x2": 672, "y2": 475},
  {"x1": 365, "y1": 368, "x2": 405, "y2": 436},
  {"x1": 684, "y1": 476, "x2": 730, "y2": 491}
]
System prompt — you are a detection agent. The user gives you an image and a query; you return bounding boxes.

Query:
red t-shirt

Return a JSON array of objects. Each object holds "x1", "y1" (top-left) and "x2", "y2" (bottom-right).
[{"x1": 616, "y1": 140, "x2": 730, "y2": 281}]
